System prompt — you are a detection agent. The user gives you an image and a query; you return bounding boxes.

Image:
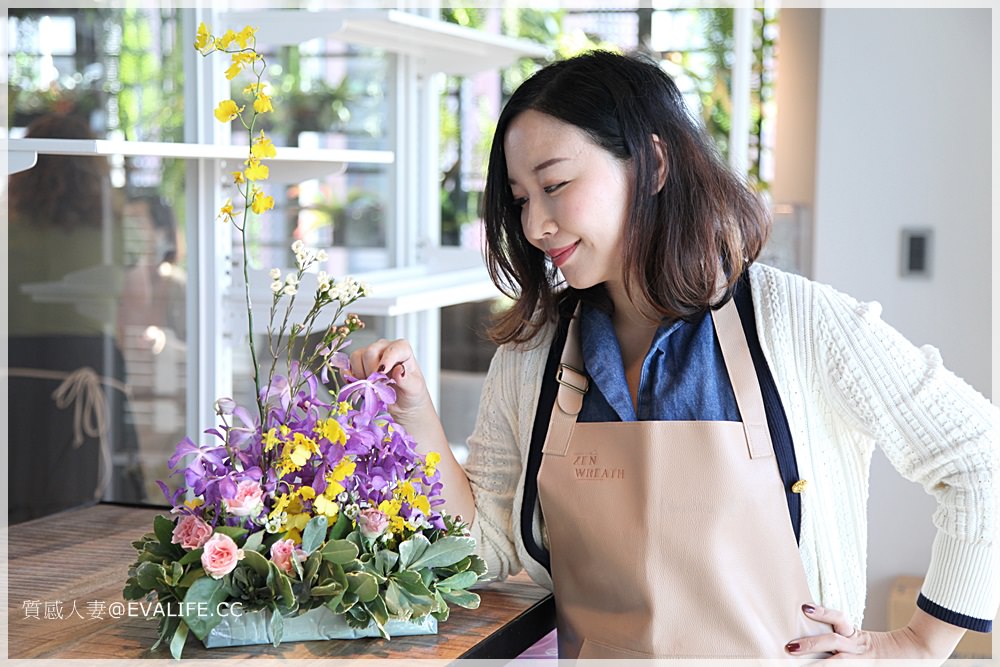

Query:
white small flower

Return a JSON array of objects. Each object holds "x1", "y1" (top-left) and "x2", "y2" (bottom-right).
[
  {"x1": 285, "y1": 273, "x2": 299, "y2": 285},
  {"x1": 316, "y1": 249, "x2": 328, "y2": 262},
  {"x1": 271, "y1": 280, "x2": 283, "y2": 294},
  {"x1": 291, "y1": 239, "x2": 305, "y2": 254},
  {"x1": 269, "y1": 268, "x2": 281, "y2": 280},
  {"x1": 282, "y1": 284, "x2": 297, "y2": 296}
]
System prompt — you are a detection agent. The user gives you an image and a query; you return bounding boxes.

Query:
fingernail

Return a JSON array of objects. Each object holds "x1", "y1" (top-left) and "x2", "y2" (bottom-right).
[
  {"x1": 802, "y1": 604, "x2": 816, "y2": 614},
  {"x1": 377, "y1": 364, "x2": 385, "y2": 372},
  {"x1": 785, "y1": 643, "x2": 800, "y2": 653}
]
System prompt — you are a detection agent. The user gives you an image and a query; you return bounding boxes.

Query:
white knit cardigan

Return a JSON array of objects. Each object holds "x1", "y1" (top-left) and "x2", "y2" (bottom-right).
[{"x1": 463, "y1": 263, "x2": 998, "y2": 628}]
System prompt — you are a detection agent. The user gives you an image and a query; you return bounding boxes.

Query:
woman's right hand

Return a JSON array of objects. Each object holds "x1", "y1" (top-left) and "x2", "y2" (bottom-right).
[{"x1": 348, "y1": 338, "x2": 433, "y2": 418}]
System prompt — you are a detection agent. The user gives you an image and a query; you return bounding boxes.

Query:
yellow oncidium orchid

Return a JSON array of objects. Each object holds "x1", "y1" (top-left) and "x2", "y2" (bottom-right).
[
  {"x1": 378, "y1": 498, "x2": 402, "y2": 518},
  {"x1": 213, "y1": 99, "x2": 244, "y2": 123},
  {"x1": 263, "y1": 427, "x2": 281, "y2": 453},
  {"x1": 224, "y1": 61, "x2": 242, "y2": 81},
  {"x1": 331, "y1": 457, "x2": 356, "y2": 482},
  {"x1": 314, "y1": 418, "x2": 347, "y2": 446},
  {"x1": 235, "y1": 25, "x2": 257, "y2": 49},
  {"x1": 279, "y1": 424, "x2": 291, "y2": 437},
  {"x1": 269, "y1": 492, "x2": 291, "y2": 519},
  {"x1": 251, "y1": 132, "x2": 277, "y2": 159},
  {"x1": 424, "y1": 452, "x2": 441, "y2": 476},
  {"x1": 389, "y1": 515, "x2": 407, "y2": 534},
  {"x1": 194, "y1": 22, "x2": 211, "y2": 52},
  {"x1": 313, "y1": 494, "x2": 340, "y2": 520},
  {"x1": 412, "y1": 494, "x2": 431, "y2": 516},
  {"x1": 251, "y1": 190, "x2": 274, "y2": 214},
  {"x1": 253, "y1": 93, "x2": 273, "y2": 114},
  {"x1": 337, "y1": 401, "x2": 351, "y2": 416},
  {"x1": 232, "y1": 171, "x2": 245, "y2": 185},
  {"x1": 397, "y1": 480, "x2": 416, "y2": 504},
  {"x1": 217, "y1": 198, "x2": 235, "y2": 223},
  {"x1": 184, "y1": 497, "x2": 204, "y2": 511},
  {"x1": 243, "y1": 157, "x2": 269, "y2": 182},
  {"x1": 215, "y1": 29, "x2": 237, "y2": 50}
]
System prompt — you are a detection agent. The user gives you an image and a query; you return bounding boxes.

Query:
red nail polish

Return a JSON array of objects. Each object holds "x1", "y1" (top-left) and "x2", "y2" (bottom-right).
[
  {"x1": 802, "y1": 604, "x2": 816, "y2": 614},
  {"x1": 785, "y1": 643, "x2": 800, "y2": 653}
]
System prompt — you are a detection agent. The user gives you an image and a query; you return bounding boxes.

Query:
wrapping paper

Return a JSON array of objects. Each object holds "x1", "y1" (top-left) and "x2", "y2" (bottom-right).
[{"x1": 203, "y1": 605, "x2": 438, "y2": 647}]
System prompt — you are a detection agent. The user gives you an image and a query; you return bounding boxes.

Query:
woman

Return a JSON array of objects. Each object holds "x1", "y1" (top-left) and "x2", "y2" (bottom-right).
[{"x1": 349, "y1": 51, "x2": 996, "y2": 659}]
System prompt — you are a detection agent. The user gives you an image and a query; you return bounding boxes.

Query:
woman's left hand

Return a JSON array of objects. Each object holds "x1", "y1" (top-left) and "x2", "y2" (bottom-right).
[{"x1": 785, "y1": 603, "x2": 966, "y2": 661}]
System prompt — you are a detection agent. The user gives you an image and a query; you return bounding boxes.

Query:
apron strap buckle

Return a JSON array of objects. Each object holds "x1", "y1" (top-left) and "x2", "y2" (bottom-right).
[{"x1": 556, "y1": 363, "x2": 589, "y2": 395}]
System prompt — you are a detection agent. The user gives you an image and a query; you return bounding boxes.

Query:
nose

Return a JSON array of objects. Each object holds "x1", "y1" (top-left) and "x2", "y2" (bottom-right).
[{"x1": 521, "y1": 198, "x2": 556, "y2": 245}]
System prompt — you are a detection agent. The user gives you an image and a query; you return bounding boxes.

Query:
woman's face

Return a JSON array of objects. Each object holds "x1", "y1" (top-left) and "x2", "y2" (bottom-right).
[{"x1": 504, "y1": 109, "x2": 631, "y2": 291}]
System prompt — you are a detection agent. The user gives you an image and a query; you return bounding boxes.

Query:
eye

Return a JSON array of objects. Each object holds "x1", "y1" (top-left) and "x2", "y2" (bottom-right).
[
  {"x1": 511, "y1": 196, "x2": 528, "y2": 208},
  {"x1": 544, "y1": 181, "x2": 568, "y2": 194}
]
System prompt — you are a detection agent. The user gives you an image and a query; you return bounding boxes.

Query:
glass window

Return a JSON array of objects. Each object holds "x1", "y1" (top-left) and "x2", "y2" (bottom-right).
[{"x1": 7, "y1": 8, "x2": 187, "y2": 521}]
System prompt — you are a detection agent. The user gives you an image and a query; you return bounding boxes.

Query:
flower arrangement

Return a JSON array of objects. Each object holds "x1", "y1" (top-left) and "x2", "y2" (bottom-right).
[{"x1": 123, "y1": 23, "x2": 485, "y2": 659}]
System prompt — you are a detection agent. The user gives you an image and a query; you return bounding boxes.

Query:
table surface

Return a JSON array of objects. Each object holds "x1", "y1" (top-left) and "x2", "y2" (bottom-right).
[{"x1": 7, "y1": 503, "x2": 554, "y2": 660}]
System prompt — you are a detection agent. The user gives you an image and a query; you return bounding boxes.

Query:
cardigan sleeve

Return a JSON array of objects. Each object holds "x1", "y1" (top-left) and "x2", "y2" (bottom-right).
[
  {"x1": 814, "y1": 284, "x2": 998, "y2": 632},
  {"x1": 463, "y1": 343, "x2": 526, "y2": 584}
]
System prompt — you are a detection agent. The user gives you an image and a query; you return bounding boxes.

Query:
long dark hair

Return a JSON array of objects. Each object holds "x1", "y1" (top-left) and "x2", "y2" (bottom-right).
[{"x1": 482, "y1": 50, "x2": 770, "y2": 346}]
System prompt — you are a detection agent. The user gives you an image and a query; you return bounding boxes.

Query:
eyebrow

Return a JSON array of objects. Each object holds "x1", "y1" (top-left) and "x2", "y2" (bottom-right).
[{"x1": 508, "y1": 157, "x2": 569, "y2": 185}]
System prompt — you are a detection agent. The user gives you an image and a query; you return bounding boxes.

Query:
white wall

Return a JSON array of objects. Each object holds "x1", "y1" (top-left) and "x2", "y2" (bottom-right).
[{"x1": 813, "y1": 9, "x2": 992, "y2": 630}]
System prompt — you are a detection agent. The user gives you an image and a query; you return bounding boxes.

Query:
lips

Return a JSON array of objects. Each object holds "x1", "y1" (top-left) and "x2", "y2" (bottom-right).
[{"x1": 547, "y1": 241, "x2": 579, "y2": 268}]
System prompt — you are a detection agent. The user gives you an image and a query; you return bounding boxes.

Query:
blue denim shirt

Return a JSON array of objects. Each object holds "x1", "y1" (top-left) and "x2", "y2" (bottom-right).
[{"x1": 577, "y1": 302, "x2": 741, "y2": 423}]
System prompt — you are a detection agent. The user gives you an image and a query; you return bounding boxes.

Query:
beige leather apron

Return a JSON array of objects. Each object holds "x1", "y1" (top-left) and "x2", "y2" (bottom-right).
[{"x1": 536, "y1": 299, "x2": 831, "y2": 658}]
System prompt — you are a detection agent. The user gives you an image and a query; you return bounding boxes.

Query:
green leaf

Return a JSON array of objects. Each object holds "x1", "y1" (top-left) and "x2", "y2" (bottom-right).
[
  {"x1": 136, "y1": 562, "x2": 166, "y2": 590},
  {"x1": 301, "y1": 515, "x2": 329, "y2": 554},
  {"x1": 393, "y1": 570, "x2": 432, "y2": 597},
  {"x1": 269, "y1": 604, "x2": 284, "y2": 647},
  {"x1": 329, "y1": 511, "x2": 351, "y2": 540},
  {"x1": 243, "y1": 530, "x2": 265, "y2": 554},
  {"x1": 374, "y1": 549, "x2": 399, "y2": 576},
  {"x1": 123, "y1": 577, "x2": 147, "y2": 600},
  {"x1": 320, "y1": 539, "x2": 359, "y2": 565},
  {"x1": 431, "y1": 590, "x2": 451, "y2": 623},
  {"x1": 385, "y1": 579, "x2": 434, "y2": 619},
  {"x1": 309, "y1": 581, "x2": 344, "y2": 597},
  {"x1": 345, "y1": 571, "x2": 378, "y2": 603},
  {"x1": 151, "y1": 613, "x2": 179, "y2": 653},
  {"x1": 178, "y1": 568, "x2": 206, "y2": 589},
  {"x1": 303, "y1": 552, "x2": 322, "y2": 583},
  {"x1": 169, "y1": 619, "x2": 189, "y2": 660},
  {"x1": 178, "y1": 548, "x2": 204, "y2": 566},
  {"x1": 397, "y1": 533, "x2": 431, "y2": 570},
  {"x1": 440, "y1": 588, "x2": 481, "y2": 609},
  {"x1": 409, "y1": 537, "x2": 475, "y2": 570},
  {"x1": 364, "y1": 597, "x2": 390, "y2": 640},
  {"x1": 154, "y1": 514, "x2": 175, "y2": 547},
  {"x1": 436, "y1": 570, "x2": 478, "y2": 591},
  {"x1": 268, "y1": 563, "x2": 297, "y2": 614},
  {"x1": 241, "y1": 549, "x2": 270, "y2": 577},
  {"x1": 213, "y1": 526, "x2": 248, "y2": 542},
  {"x1": 181, "y1": 576, "x2": 227, "y2": 640},
  {"x1": 466, "y1": 555, "x2": 488, "y2": 577}
]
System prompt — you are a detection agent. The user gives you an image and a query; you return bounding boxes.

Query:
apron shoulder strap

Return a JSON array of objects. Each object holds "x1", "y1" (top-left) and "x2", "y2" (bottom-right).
[{"x1": 519, "y1": 293, "x2": 577, "y2": 573}]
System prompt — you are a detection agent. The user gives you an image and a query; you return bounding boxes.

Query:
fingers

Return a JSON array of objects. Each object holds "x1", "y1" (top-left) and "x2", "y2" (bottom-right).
[
  {"x1": 348, "y1": 339, "x2": 413, "y2": 380},
  {"x1": 786, "y1": 603, "x2": 867, "y2": 658}
]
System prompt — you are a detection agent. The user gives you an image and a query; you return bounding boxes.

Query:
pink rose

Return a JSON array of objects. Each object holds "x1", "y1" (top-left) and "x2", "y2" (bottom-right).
[
  {"x1": 223, "y1": 480, "x2": 264, "y2": 517},
  {"x1": 357, "y1": 508, "x2": 389, "y2": 539},
  {"x1": 269, "y1": 538, "x2": 306, "y2": 575},
  {"x1": 201, "y1": 533, "x2": 245, "y2": 579},
  {"x1": 171, "y1": 514, "x2": 213, "y2": 550}
]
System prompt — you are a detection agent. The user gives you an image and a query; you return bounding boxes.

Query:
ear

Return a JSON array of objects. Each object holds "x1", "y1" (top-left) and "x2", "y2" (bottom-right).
[{"x1": 651, "y1": 134, "x2": 668, "y2": 193}]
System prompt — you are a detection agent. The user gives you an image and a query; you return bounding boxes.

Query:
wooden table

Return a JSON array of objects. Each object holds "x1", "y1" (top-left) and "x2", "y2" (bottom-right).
[{"x1": 7, "y1": 503, "x2": 555, "y2": 660}]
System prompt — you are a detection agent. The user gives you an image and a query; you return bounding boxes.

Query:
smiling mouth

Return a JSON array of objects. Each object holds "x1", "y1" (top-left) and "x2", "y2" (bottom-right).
[{"x1": 547, "y1": 241, "x2": 579, "y2": 267}]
